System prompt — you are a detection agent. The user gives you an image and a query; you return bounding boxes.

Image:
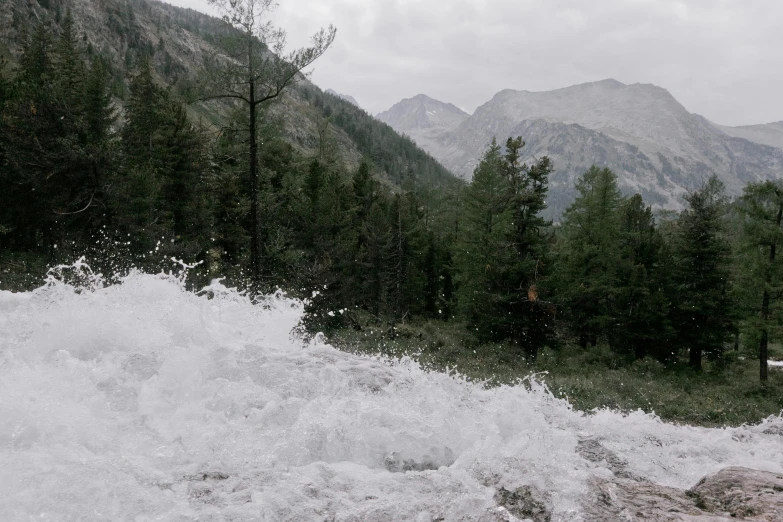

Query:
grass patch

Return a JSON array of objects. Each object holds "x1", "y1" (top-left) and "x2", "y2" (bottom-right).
[{"x1": 328, "y1": 319, "x2": 783, "y2": 428}]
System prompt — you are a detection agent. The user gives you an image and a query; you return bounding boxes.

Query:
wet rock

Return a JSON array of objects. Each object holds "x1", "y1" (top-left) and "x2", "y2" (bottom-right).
[
  {"x1": 688, "y1": 467, "x2": 783, "y2": 520},
  {"x1": 494, "y1": 485, "x2": 552, "y2": 522},
  {"x1": 762, "y1": 425, "x2": 783, "y2": 436},
  {"x1": 184, "y1": 471, "x2": 230, "y2": 482},
  {"x1": 121, "y1": 353, "x2": 158, "y2": 380},
  {"x1": 577, "y1": 438, "x2": 648, "y2": 482},
  {"x1": 584, "y1": 476, "x2": 708, "y2": 521},
  {"x1": 583, "y1": 467, "x2": 783, "y2": 521},
  {"x1": 383, "y1": 448, "x2": 455, "y2": 473}
]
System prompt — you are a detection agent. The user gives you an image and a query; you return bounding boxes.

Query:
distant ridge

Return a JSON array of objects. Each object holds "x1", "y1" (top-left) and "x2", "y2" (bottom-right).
[
  {"x1": 379, "y1": 79, "x2": 783, "y2": 215},
  {"x1": 325, "y1": 89, "x2": 361, "y2": 109}
]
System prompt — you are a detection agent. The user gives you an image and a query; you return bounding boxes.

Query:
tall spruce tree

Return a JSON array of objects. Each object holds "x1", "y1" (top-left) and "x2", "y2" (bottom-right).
[
  {"x1": 455, "y1": 137, "x2": 553, "y2": 358},
  {"x1": 116, "y1": 58, "x2": 209, "y2": 260},
  {"x1": 554, "y1": 166, "x2": 624, "y2": 348},
  {"x1": 613, "y1": 194, "x2": 672, "y2": 359},
  {"x1": 455, "y1": 139, "x2": 512, "y2": 339},
  {"x1": 737, "y1": 181, "x2": 783, "y2": 383},
  {"x1": 3, "y1": 17, "x2": 110, "y2": 254},
  {"x1": 0, "y1": 55, "x2": 12, "y2": 249},
  {"x1": 500, "y1": 138, "x2": 554, "y2": 358},
  {"x1": 672, "y1": 176, "x2": 734, "y2": 370}
]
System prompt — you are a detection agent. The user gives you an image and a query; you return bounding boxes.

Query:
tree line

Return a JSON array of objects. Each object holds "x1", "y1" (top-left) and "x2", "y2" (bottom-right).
[
  {"x1": 455, "y1": 139, "x2": 780, "y2": 384},
  {"x1": 1, "y1": 13, "x2": 780, "y2": 385}
]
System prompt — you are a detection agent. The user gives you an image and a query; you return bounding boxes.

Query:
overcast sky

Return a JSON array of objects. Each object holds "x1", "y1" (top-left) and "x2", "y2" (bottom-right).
[{"x1": 169, "y1": 0, "x2": 783, "y2": 126}]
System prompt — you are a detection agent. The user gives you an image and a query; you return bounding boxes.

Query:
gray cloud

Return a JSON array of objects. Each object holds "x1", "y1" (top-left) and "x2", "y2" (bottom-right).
[{"x1": 172, "y1": 0, "x2": 783, "y2": 126}]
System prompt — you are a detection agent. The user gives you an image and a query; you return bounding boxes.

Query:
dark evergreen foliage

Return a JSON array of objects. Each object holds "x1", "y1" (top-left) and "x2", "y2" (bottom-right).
[{"x1": 670, "y1": 177, "x2": 735, "y2": 370}]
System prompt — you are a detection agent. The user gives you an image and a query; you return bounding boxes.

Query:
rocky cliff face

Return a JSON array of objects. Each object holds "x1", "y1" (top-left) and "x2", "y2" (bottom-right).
[{"x1": 380, "y1": 80, "x2": 783, "y2": 215}]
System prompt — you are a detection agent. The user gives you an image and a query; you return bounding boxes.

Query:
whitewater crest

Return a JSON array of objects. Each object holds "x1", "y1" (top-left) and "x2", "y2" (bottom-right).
[{"x1": 1, "y1": 263, "x2": 782, "y2": 521}]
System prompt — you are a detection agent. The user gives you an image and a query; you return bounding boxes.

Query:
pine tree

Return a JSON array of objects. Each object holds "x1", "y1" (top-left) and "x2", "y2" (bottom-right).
[
  {"x1": 3, "y1": 18, "x2": 107, "y2": 255},
  {"x1": 115, "y1": 58, "x2": 210, "y2": 261},
  {"x1": 83, "y1": 57, "x2": 116, "y2": 145},
  {"x1": 737, "y1": 181, "x2": 783, "y2": 383},
  {"x1": 500, "y1": 138, "x2": 554, "y2": 358},
  {"x1": 52, "y1": 9, "x2": 85, "y2": 113},
  {"x1": 199, "y1": 0, "x2": 335, "y2": 291},
  {"x1": 671, "y1": 176, "x2": 734, "y2": 370},
  {"x1": 388, "y1": 192, "x2": 426, "y2": 325},
  {"x1": 613, "y1": 194, "x2": 671, "y2": 359},
  {"x1": 454, "y1": 139, "x2": 512, "y2": 339},
  {"x1": 455, "y1": 138, "x2": 553, "y2": 358},
  {"x1": 554, "y1": 166, "x2": 624, "y2": 348}
]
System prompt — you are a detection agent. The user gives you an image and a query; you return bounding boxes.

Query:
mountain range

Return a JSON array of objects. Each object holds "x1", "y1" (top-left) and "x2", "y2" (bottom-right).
[
  {"x1": 377, "y1": 80, "x2": 783, "y2": 214},
  {"x1": 4, "y1": 0, "x2": 782, "y2": 217}
]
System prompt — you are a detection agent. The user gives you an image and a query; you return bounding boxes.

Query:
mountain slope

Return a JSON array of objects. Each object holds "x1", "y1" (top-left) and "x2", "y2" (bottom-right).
[
  {"x1": 376, "y1": 94, "x2": 468, "y2": 135},
  {"x1": 376, "y1": 95, "x2": 469, "y2": 171},
  {"x1": 712, "y1": 120, "x2": 783, "y2": 150},
  {"x1": 380, "y1": 80, "x2": 783, "y2": 214},
  {"x1": 325, "y1": 88, "x2": 360, "y2": 108},
  {"x1": 0, "y1": 0, "x2": 458, "y2": 191}
]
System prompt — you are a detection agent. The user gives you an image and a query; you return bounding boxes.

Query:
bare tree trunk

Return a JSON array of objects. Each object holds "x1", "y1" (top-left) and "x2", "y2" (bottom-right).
[
  {"x1": 759, "y1": 204, "x2": 782, "y2": 383},
  {"x1": 690, "y1": 344, "x2": 702, "y2": 371},
  {"x1": 248, "y1": 78, "x2": 261, "y2": 292},
  {"x1": 759, "y1": 320, "x2": 769, "y2": 384}
]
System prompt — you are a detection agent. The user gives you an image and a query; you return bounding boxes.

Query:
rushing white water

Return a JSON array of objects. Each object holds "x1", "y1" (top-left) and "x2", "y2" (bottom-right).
[{"x1": 1, "y1": 266, "x2": 782, "y2": 521}]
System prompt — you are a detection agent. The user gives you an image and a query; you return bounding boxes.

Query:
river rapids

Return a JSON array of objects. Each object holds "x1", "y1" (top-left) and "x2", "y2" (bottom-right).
[{"x1": 1, "y1": 265, "x2": 782, "y2": 521}]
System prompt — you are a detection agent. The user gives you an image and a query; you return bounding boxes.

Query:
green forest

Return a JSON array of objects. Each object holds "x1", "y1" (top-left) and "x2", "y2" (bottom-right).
[{"x1": 2, "y1": 6, "x2": 782, "y2": 426}]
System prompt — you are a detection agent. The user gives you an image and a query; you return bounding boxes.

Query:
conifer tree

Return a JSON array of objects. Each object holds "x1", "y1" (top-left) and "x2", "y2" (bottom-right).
[
  {"x1": 83, "y1": 57, "x2": 117, "y2": 145},
  {"x1": 116, "y1": 58, "x2": 209, "y2": 259},
  {"x1": 613, "y1": 194, "x2": 671, "y2": 359},
  {"x1": 199, "y1": 0, "x2": 336, "y2": 291},
  {"x1": 455, "y1": 139, "x2": 511, "y2": 338},
  {"x1": 500, "y1": 138, "x2": 554, "y2": 358},
  {"x1": 554, "y1": 166, "x2": 624, "y2": 348},
  {"x1": 52, "y1": 9, "x2": 85, "y2": 112},
  {"x1": 737, "y1": 181, "x2": 783, "y2": 383},
  {"x1": 672, "y1": 176, "x2": 734, "y2": 370},
  {"x1": 455, "y1": 138, "x2": 553, "y2": 358},
  {"x1": 388, "y1": 192, "x2": 426, "y2": 324},
  {"x1": 4, "y1": 18, "x2": 107, "y2": 253}
]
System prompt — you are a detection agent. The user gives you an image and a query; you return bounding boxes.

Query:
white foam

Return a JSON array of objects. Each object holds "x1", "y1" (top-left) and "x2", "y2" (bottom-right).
[{"x1": 1, "y1": 267, "x2": 781, "y2": 520}]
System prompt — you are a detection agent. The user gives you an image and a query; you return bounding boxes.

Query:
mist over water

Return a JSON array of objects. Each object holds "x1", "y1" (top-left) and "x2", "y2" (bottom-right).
[{"x1": 1, "y1": 265, "x2": 782, "y2": 521}]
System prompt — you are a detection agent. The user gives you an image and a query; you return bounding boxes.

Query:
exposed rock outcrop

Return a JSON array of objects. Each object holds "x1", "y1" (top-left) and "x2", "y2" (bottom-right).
[{"x1": 580, "y1": 439, "x2": 783, "y2": 521}]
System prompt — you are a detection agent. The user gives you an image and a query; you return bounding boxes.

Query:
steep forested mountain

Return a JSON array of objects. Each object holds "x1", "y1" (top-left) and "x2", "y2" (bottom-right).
[
  {"x1": 0, "y1": 0, "x2": 463, "y2": 325},
  {"x1": 0, "y1": 0, "x2": 457, "y2": 191},
  {"x1": 380, "y1": 80, "x2": 783, "y2": 215}
]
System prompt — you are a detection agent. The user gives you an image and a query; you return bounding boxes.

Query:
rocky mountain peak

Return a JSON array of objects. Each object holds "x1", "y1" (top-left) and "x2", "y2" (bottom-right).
[
  {"x1": 380, "y1": 79, "x2": 783, "y2": 216},
  {"x1": 376, "y1": 94, "x2": 469, "y2": 134}
]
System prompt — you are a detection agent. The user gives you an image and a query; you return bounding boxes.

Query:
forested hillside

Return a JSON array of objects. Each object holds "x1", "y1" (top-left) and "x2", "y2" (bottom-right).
[
  {"x1": 1, "y1": 0, "x2": 781, "y2": 425},
  {"x1": 0, "y1": 0, "x2": 460, "y2": 309}
]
